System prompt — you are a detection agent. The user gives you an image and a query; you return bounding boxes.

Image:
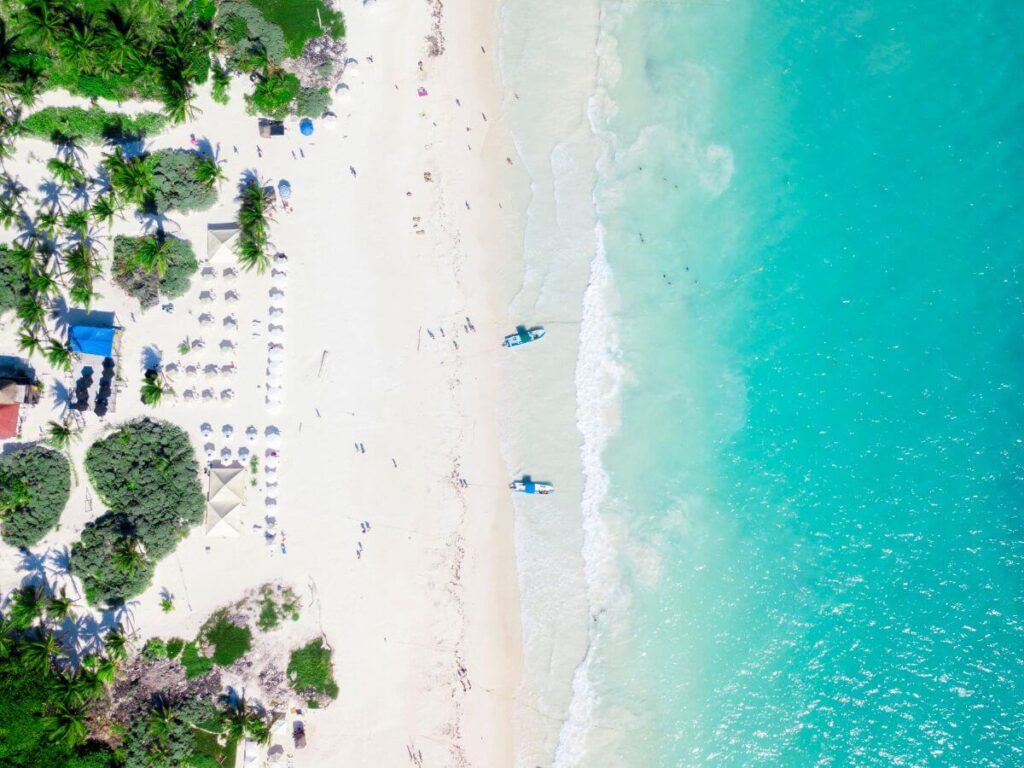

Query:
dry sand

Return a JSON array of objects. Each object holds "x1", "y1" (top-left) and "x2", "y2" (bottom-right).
[{"x1": 0, "y1": 0, "x2": 527, "y2": 765}]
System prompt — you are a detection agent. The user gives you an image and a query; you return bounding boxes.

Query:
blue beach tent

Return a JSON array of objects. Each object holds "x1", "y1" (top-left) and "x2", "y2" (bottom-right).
[{"x1": 69, "y1": 325, "x2": 115, "y2": 357}]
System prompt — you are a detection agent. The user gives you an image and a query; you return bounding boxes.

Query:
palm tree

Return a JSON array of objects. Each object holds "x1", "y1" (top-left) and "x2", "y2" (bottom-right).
[
  {"x1": 0, "y1": 615, "x2": 15, "y2": 659},
  {"x1": 23, "y1": 628, "x2": 61, "y2": 674},
  {"x1": 28, "y1": 268, "x2": 59, "y2": 298},
  {"x1": 103, "y1": 147, "x2": 153, "y2": 206},
  {"x1": 112, "y1": 536, "x2": 146, "y2": 577},
  {"x1": 93, "y1": 655, "x2": 117, "y2": 688},
  {"x1": 53, "y1": 669, "x2": 90, "y2": 707},
  {"x1": 90, "y1": 194, "x2": 118, "y2": 229},
  {"x1": 47, "y1": 157, "x2": 85, "y2": 188},
  {"x1": 141, "y1": 377, "x2": 168, "y2": 406},
  {"x1": 134, "y1": 236, "x2": 170, "y2": 278},
  {"x1": 162, "y1": 78, "x2": 199, "y2": 125},
  {"x1": 104, "y1": 624, "x2": 128, "y2": 662},
  {"x1": 219, "y1": 695, "x2": 271, "y2": 745},
  {"x1": 41, "y1": 701, "x2": 88, "y2": 749},
  {"x1": 59, "y1": 9, "x2": 98, "y2": 74},
  {"x1": 17, "y1": 295, "x2": 46, "y2": 329},
  {"x1": 20, "y1": 0, "x2": 64, "y2": 52},
  {"x1": 61, "y1": 208, "x2": 90, "y2": 237},
  {"x1": 46, "y1": 340, "x2": 73, "y2": 372},
  {"x1": 69, "y1": 280, "x2": 99, "y2": 311},
  {"x1": 18, "y1": 329, "x2": 44, "y2": 358},
  {"x1": 9, "y1": 584, "x2": 45, "y2": 629},
  {"x1": 46, "y1": 586, "x2": 75, "y2": 624},
  {"x1": 195, "y1": 156, "x2": 226, "y2": 190}
]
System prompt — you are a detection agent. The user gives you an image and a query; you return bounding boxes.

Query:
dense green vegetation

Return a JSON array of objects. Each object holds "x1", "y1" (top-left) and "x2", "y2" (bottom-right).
[
  {"x1": 246, "y1": 69, "x2": 299, "y2": 119},
  {"x1": 112, "y1": 234, "x2": 198, "y2": 309},
  {"x1": 203, "y1": 613, "x2": 252, "y2": 667},
  {"x1": 150, "y1": 149, "x2": 219, "y2": 213},
  {"x1": 287, "y1": 638, "x2": 338, "y2": 702},
  {"x1": 247, "y1": 0, "x2": 345, "y2": 57},
  {"x1": 0, "y1": 245, "x2": 30, "y2": 316},
  {"x1": 71, "y1": 419, "x2": 204, "y2": 606},
  {"x1": 235, "y1": 179, "x2": 274, "y2": 272},
  {"x1": 21, "y1": 106, "x2": 166, "y2": 144},
  {"x1": 0, "y1": 593, "x2": 277, "y2": 766},
  {"x1": 295, "y1": 85, "x2": 331, "y2": 118},
  {"x1": 0, "y1": 0, "x2": 216, "y2": 120},
  {"x1": 0, "y1": 445, "x2": 71, "y2": 548},
  {"x1": 180, "y1": 641, "x2": 214, "y2": 679},
  {"x1": 256, "y1": 584, "x2": 300, "y2": 630}
]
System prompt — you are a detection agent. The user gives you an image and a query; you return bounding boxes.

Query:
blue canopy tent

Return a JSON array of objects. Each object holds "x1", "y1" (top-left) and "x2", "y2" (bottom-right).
[{"x1": 69, "y1": 326, "x2": 116, "y2": 358}]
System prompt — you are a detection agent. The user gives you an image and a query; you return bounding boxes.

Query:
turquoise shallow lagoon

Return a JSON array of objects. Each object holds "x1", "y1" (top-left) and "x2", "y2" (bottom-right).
[{"x1": 564, "y1": 1, "x2": 1024, "y2": 764}]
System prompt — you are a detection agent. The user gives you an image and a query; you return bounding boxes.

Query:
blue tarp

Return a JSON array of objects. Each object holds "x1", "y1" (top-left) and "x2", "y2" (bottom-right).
[{"x1": 69, "y1": 326, "x2": 115, "y2": 357}]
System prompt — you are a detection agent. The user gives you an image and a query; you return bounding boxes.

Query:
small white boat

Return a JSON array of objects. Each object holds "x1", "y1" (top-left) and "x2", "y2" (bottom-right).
[
  {"x1": 503, "y1": 326, "x2": 545, "y2": 348},
  {"x1": 509, "y1": 480, "x2": 554, "y2": 495}
]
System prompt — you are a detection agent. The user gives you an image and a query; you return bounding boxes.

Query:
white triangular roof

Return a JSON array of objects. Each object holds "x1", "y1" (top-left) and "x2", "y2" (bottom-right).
[
  {"x1": 205, "y1": 464, "x2": 247, "y2": 537},
  {"x1": 207, "y1": 223, "x2": 240, "y2": 260}
]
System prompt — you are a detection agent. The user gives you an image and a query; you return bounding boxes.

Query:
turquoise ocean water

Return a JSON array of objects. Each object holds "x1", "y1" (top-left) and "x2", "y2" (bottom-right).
[{"x1": 567, "y1": 1, "x2": 1024, "y2": 765}]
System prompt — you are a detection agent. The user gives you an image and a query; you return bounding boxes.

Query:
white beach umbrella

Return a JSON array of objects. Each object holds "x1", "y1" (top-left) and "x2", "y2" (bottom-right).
[
  {"x1": 223, "y1": 316, "x2": 238, "y2": 332},
  {"x1": 201, "y1": 267, "x2": 217, "y2": 281},
  {"x1": 268, "y1": 326, "x2": 284, "y2": 339},
  {"x1": 203, "y1": 365, "x2": 219, "y2": 379},
  {"x1": 186, "y1": 365, "x2": 199, "y2": 378},
  {"x1": 323, "y1": 112, "x2": 338, "y2": 131},
  {"x1": 223, "y1": 268, "x2": 238, "y2": 280},
  {"x1": 266, "y1": 393, "x2": 282, "y2": 407},
  {"x1": 225, "y1": 290, "x2": 240, "y2": 303},
  {"x1": 205, "y1": 446, "x2": 215, "y2": 459},
  {"x1": 267, "y1": 347, "x2": 285, "y2": 363},
  {"x1": 265, "y1": 453, "x2": 280, "y2": 469},
  {"x1": 200, "y1": 291, "x2": 215, "y2": 304},
  {"x1": 199, "y1": 314, "x2": 214, "y2": 326},
  {"x1": 222, "y1": 424, "x2": 233, "y2": 439},
  {"x1": 267, "y1": 360, "x2": 284, "y2": 375},
  {"x1": 221, "y1": 389, "x2": 235, "y2": 400},
  {"x1": 266, "y1": 432, "x2": 282, "y2": 449},
  {"x1": 164, "y1": 362, "x2": 179, "y2": 374},
  {"x1": 264, "y1": 466, "x2": 277, "y2": 480},
  {"x1": 264, "y1": 484, "x2": 279, "y2": 500},
  {"x1": 269, "y1": 287, "x2": 285, "y2": 300},
  {"x1": 220, "y1": 339, "x2": 236, "y2": 352},
  {"x1": 246, "y1": 425, "x2": 258, "y2": 441},
  {"x1": 272, "y1": 271, "x2": 288, "y2": 286},
  {"x1": 183, "y1": 388, "x2": 196, "y2": 401},
  {"x1": 264, "y1": 498, "x2": 278, "y2": 509},
  {"x1": 201, "y1": 389, "x2": 214, "y2": 401},
  {"x1": 221, "y1": 447, "x2": 232, "y2": 461},
  {"x1": 221, "y1": 364, "x2": 236, "y2": 376},
  {"x1": 269, "y1": 307, "x2": 285, "y2": 320},
  {"x1": 238, "y1": 446, "x2": 250, "y2": 461},
  {"x1": 191, "y1": 338, "x2": 205, "y2": 350},
  {"x1": 201, "y1": 423, "x2": 213, "y2": 438}
]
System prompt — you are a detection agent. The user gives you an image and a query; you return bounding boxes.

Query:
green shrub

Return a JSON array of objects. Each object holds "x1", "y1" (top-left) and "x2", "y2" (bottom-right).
[
  {"x1": 71, "y1": 419, "x2": 204, "y2": 605},
  {"x1": 296, "y1": 86, "x2": 331, "y2": 117},
  {"x1": 256, "y1": 594, "x2": 279, "y2": 631},
  {"x1": 165, "y1": 637, "x2": 186, "y2": 659},
  {"x1": 203, "y1": 613, "x2": 252, "y2": 667},
  {"x1": 0, "y1": 245, "x2": 31, "y2": 315},
  {"x1": 20, "y1": 107, "x2": 166, "y2": 144},
  {"x1": 149, "y1": 149, "x2": 218, "y2": 214},
  {"x1": 112, "y1": 235, "x2": 198, "y2": 309},
  {"x1": 71, "y1": 514, "x2": 156, "y2": 606},
  {"x1": 246, "y1": 71, "x2": 300, "y2": 119},
  {"x1": 218, "y1": 0, "x2": 287, "y2": 67},
  {"x1": 0, "y1": 445, "x2": 71, "y2": 548},
  {"x1": 248, "y1": 0, "x2": 345, "y2": 57},
  {"x1": 142, "y1": 638, "x2": 167, "y2": 660},
  {"x1": 180, "y1": 642, "x2": 214, "y2": 679},
  {"x1": 287, "y1": 639, "x2": 338, "y2": 700}
]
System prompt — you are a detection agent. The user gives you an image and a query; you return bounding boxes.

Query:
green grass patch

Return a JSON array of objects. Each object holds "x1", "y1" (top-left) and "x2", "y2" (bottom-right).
[
  {"x1": 21, "y1": 106, "x2": 167, "y2": 144},
  {"x1": 287, "y1": 639, "x2": 338, "y2": 700},
  {"x1": 166, "y1": 637, "x2": 185, "y2": 659},
  {"x1": 257, "y1": 594, "x2": 279, "y2": 631},
  {"x1": 192, "y1": 720, "x2": 237, "y2": 768},
  {"x1": 204, "y1": 614, "x2": 253, "y2": 666},
  {"x1": 180, "y1": 642, "x2": 214, "y2": 679},
  {"x1": 248, "y1": 0, "x2": 345, "y2": 57}
]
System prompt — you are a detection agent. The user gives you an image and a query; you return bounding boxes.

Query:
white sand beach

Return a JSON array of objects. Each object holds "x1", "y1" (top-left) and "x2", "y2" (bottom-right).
[{"x1": 0, "y1": 0, "x2": 533, "y2": 765}]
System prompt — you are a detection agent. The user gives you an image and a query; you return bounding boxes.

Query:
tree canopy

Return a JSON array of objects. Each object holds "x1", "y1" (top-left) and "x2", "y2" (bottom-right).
[
  {"x1": 113, "y1": 234, "x2": 198, "y2": 309},
  {"x1": 150, "y1": 149, "x2": 218, "y2": 214},
  {"x1": 72, "y1": 419, "x2": 203, "y2": 605},
  {"x1": 0, "y1": 445, "x2": 71, "y2": 548}
]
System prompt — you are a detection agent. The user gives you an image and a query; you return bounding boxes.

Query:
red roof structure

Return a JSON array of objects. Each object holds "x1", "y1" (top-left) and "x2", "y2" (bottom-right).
[{"x1": 0, "y1": 403, "x2": 19, "y2": 439}]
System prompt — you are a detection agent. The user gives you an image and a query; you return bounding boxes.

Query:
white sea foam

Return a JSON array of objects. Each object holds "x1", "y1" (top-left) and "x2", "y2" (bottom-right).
[{"x1": 553, "y1": 224, "x2": 624, "y2": 768}]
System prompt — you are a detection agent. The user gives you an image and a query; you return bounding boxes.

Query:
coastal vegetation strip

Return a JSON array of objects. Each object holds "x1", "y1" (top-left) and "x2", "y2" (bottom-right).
[{"x1": 20, "y1": 106, "x2": 167, "y2": 144}]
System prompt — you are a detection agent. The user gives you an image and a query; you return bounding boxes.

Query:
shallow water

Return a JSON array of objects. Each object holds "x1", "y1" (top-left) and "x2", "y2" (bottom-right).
[{"x1": 500, "y1": 0, "x2": 1024, "y2": 765}]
